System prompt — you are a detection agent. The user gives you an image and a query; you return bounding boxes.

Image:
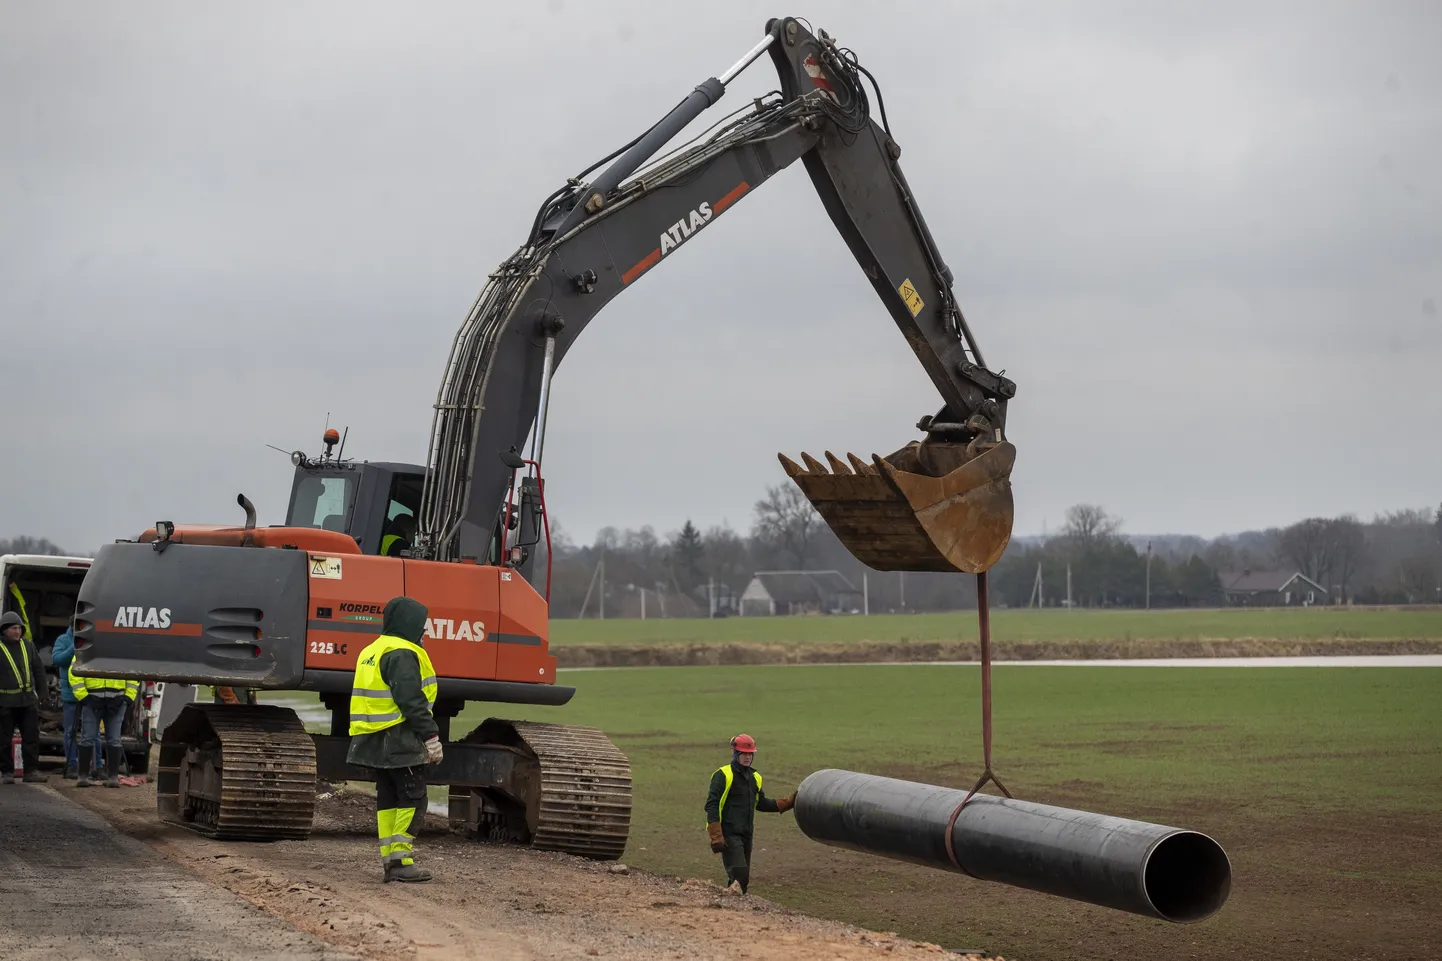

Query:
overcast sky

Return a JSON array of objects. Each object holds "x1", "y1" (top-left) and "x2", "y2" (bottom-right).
[{"x1": 3, "y1": 1, "x2": 1439, "y2": 554}]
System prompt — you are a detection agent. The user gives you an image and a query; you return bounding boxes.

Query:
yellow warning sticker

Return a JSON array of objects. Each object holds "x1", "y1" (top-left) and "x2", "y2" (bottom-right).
[
  {"x1": 309, "y1": 556, "x2": 343, "y2": 579},
  {"x1": 898, "y1": 278, "x2": 924, "y2": 317}
]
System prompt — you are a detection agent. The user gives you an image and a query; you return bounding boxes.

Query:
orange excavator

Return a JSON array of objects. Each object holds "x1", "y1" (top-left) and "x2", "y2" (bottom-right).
[{"x1": 70, "y1": 15, "x2": 1017, "y2": 859}]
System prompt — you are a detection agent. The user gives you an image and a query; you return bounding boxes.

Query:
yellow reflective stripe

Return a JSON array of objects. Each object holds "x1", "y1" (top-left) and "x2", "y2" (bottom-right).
[
  {"x1": 381, "y1": 534, "x2": 400, "y2": 555},
  {"x1": 350, "y1": 711, "x2": 403, "y2": 723},
  {"x1": 715, "y1": 765, "x2": 733, "y2": 819},
  {"x1": 0, "y1": 640, "x2": 30, "y2": 695}
]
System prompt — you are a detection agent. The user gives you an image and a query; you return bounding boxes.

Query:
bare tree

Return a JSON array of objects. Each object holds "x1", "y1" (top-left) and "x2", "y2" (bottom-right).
[
  {"x1": 1059, "y1": 504, "x2": 1123, "y2": 551},
  {"x1": 751, "y1": 483, "x2": 824, "y2": 568},
  {"x1": 1278, "y1": 518, "x2": 1333, "y2": 584},
  {"x1": 1324, "y1": 515, "x2": 1366, "y2": 601},
  {"x1": 700, "y1": 523, "x2": 753, "y2": 596},
  {"x1": 0, "y1": 536, "x2": 71, "y2": 556}
]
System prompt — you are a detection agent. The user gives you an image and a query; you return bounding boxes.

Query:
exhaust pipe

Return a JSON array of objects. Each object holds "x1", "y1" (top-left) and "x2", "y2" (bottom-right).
[
  {"x1": 237, "y1": 493, "x2": 257, "y2": 546},
  {"x1": 794, "y1": 769, "x2": 1231, "y2": 923}
]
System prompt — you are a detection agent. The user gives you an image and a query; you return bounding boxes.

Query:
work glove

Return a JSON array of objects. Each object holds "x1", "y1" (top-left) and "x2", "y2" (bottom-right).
[
  {"x1": 776, "y1": 792, "x2": 796, "y2": 813},
  {"x1": 706, "y1": 821, "x2": 725, "y2": 853},
  {"x1": 424, "y1": 736, "x2": 444, "y2": 765}
]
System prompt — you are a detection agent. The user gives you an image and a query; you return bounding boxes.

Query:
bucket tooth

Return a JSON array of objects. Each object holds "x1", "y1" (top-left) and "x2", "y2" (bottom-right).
[
  {"x1": 801, "y1": 452, "x2": 829, "y2": 474},
  {"x1": 847, "y1": 453, "x2": 877, "y2": 475},
  {"x1": 780, "y1": 439, "x2": 1016, "y2": 574}
]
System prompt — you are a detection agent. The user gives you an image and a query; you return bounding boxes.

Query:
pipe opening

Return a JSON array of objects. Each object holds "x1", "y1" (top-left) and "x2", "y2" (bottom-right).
[{"x1": 1143, "y1": 831, "x2": 1233, "y2": 923}]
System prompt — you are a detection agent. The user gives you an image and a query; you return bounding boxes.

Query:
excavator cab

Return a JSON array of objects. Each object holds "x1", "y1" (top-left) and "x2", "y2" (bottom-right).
[{"x1": 284, "y1": 460, "x2": 426, "y2": 557}]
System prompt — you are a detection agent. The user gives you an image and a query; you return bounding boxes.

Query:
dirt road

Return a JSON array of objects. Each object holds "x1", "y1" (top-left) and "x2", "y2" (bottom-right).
[
  {"x1": 0, "y1": 780, "x2": 357, "y2": 961},
  {"x1": 53, "y1": 778, "x2": 999, "y2": 961}
]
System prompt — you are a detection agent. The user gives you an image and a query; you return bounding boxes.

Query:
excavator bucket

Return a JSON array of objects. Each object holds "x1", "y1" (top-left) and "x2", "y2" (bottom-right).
[{"x1": 780, "y1": 440, "x2": 1016, "y2": 574}]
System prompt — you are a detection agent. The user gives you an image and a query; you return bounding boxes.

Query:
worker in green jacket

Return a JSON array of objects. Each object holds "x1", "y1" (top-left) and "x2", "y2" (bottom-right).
[
  {"x1": 704, "y1": 733, "x2": 795, "y2": 894},
  {"x1": 347, "y1": 596, "x2": 443, "y2": 883}
]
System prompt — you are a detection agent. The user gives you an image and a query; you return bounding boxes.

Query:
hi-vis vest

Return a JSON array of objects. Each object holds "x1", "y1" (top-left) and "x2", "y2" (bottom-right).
[
  {"x1": 0, "y1": 639, "x2": 34, "y2": 696},
  {"x1": 68, "y1": 664, "x2": 138, "y2": 700},
  {"x1": 380, "y1": 534, "x2": 402, "y2": 556},
  {"x1": 710, "y1": 764, "x2": 763, "y2": 823},
  {"x1": 349, "y1": 634, "x2": 437, "y2": 736}
]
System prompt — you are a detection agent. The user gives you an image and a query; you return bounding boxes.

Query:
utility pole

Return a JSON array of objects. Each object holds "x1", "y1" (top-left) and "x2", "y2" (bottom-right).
[
  {"x1": 863, "y1": 572, "x2": 869, "y2": 615},
  {"x1": 640, "y1": 587, "x2": 646, "y2": 621},
  {"x1": 1066, "y1": 562, "x2": 1073, "y2": 610},
  {"x1": 900, "y1": 571, "x2": 906, "y2": 611},
  {"x1": 1145, "y1": 541, "x2": 1153, "y2": 610},
  {"x1": 708, "y1": 577, "x2": 715, "y2": 618},
  {"x1": 1028, "y1": 560, "x2": 1044, "y2": 608},
  {"x1": 599, "y1": 549, "x2": 605, "y2": 620}
]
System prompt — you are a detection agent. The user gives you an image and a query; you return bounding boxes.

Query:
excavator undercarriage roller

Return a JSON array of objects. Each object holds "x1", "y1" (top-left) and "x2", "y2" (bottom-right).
[
  {"x1": 156, "y1": 703, "x2": 318, "y2": 841},
  {"x1": 448, "y1": 718, "x2": 633, "y2": 861},
  {"x1": 781, "y1": 439, "x2": 1016, "y2": 574},
  {"x1": 157, "y1": 705, "x2": 633, "y2": 859}
]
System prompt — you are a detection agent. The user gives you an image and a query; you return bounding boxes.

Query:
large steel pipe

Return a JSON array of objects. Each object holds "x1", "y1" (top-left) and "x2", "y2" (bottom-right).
[{"x1": 794, "y1": 769, "x2": 1231, "y2": 923}]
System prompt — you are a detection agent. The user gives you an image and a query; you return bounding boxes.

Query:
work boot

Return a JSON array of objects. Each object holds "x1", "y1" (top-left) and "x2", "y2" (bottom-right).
[
  {"x1": 383, "y1": 862, "x2": 433, "y2": 883},
  {"x1": 104, "y1": 745, "x2": 122, "y2": 788},
  {"x1": 0, "y1": 773, "x2": 13, "y2": 785},
  {"x1": 76, "y1": 746, "x2": 94, "y2": 787},
  {"x1": 22, "y1": 770, "x2": 48, "y2": 783},
  {"x1": 64, "y1": 764, "x2": 78, "y2": 780},
  {"x1": 727, "y1": 880, "x2": 743, "y2": 895}
]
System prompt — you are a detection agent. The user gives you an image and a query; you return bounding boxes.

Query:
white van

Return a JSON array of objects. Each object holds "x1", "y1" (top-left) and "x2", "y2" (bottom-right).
[{"x1": 2, "y1": 553, "x2": 163, "y2": 773}]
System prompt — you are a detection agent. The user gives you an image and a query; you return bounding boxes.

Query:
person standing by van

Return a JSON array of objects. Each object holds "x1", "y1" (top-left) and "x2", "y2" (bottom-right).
[
  {"x1": 0, "y1": 610, "x2": 48, "y2": 783},
  {"x1": 51, "y1": 620, "x2": 82, "y2": 779}
]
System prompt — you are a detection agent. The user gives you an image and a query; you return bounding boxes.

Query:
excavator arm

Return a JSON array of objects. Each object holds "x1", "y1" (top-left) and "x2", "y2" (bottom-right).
[{"x1": 417, "y1": 15, "x2": 1018, "y2": 575}]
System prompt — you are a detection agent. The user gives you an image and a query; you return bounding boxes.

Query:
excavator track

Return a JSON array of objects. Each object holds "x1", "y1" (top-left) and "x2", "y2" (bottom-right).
[
  {"x1": 156, "y1": 702, "x2": 317, "y2": 842},
  {"x1": 512, "y1": 720, "x2": 633, "y2": 860},
  {"x1": 453, "y1": 718, "x2": 633, "y2": 860}
]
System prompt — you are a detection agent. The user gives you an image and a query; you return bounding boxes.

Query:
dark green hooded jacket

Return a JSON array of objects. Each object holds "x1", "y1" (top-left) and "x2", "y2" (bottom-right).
[{"x1": 345, "y1": 596, "x2": 440, "y2": 769}]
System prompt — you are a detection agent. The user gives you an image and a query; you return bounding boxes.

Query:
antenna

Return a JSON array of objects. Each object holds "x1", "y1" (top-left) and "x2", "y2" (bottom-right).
[
  {"x1": 336, "y1": 426, "x2": 349, "y2": 461},
  {"x1": 265, "y1": 444, "x2": 291, "y2": 457}
]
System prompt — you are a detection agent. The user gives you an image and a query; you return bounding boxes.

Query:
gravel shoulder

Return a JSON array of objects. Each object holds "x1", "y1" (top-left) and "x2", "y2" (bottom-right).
[
  {"x1": 0, "y1": 780, "x2": 358, "y2": 961},
  {"x1": 59, "y1": 778, "x2": 1000, "y2": 961}
]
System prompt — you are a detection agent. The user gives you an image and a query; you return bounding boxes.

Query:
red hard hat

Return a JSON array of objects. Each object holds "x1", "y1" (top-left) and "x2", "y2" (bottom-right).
[{"x1": 731, "y1": 734, "x2": 756, "y2": 753}]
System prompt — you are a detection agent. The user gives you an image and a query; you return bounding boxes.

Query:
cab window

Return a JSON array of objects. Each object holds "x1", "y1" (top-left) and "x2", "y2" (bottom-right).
[
  {"x1": 290, "y1": 475, "x2": 356, "y2": 532},
  {"x1": 379, "y1": 474, "x2": 424, "y2": 555}
]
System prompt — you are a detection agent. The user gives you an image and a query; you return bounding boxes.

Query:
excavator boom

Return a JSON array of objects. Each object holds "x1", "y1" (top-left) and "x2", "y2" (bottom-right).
[{"x1": 418, "y1": 15, "x2": 1018, "y2": 574}]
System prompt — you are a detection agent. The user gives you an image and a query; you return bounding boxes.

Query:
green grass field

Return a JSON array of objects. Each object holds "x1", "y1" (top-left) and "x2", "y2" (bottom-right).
[
  {"x1": 270, "y1": 662, "x2": 1442, "y2": 959},
  {"x1": 548, "y1": 605, "x2": 1442, "y2": 646}
]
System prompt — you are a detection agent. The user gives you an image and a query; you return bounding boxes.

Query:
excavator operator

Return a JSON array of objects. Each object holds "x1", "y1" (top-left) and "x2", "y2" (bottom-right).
[
  {"x1": 704, "y1": 733, "x2": 795, "y2": 894},
  {"x1": 380, "y1": 514, "x2": 417, "y2": 557},
  {"x1": 347, "y1": 595, "x2": 445, "y2": 883}
]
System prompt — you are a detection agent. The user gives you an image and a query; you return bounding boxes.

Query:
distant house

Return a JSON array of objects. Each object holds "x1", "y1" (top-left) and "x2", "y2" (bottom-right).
[
  {"x1": 1220, "y1": 569, "x2": 1329, "y2": 607},
  {"x1": 739, "y1": 570, "x2": 862, "y2": 616}
]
